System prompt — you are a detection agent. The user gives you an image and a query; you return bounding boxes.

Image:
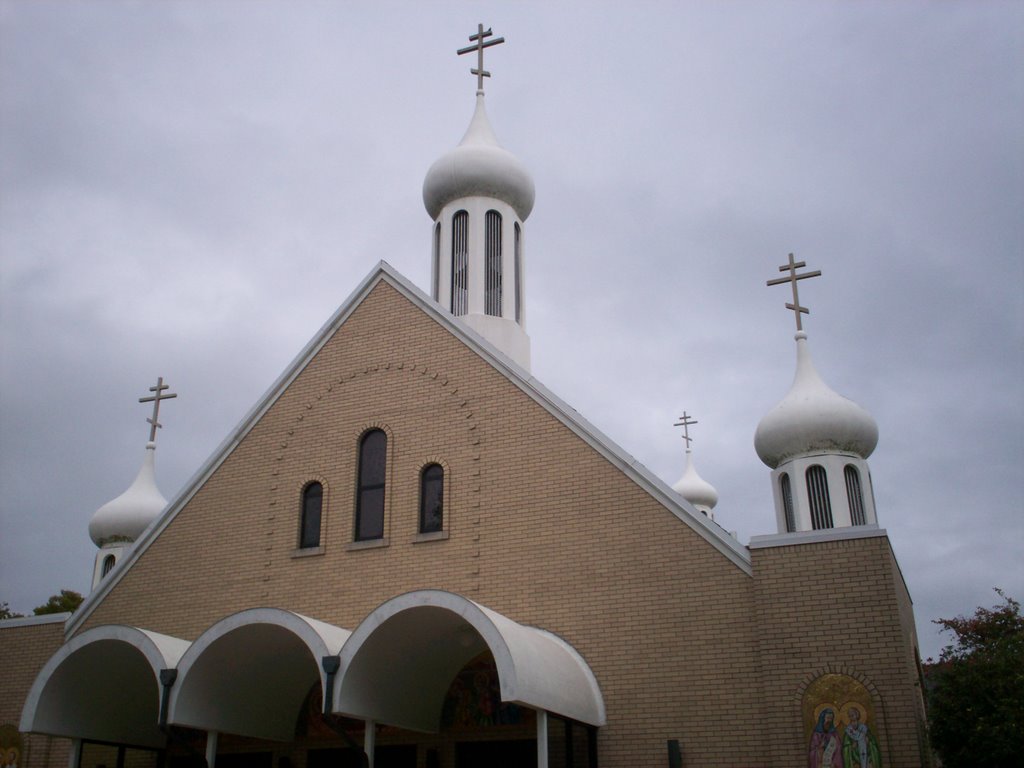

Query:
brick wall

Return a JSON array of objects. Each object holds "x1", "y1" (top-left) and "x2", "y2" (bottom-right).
[
  {"x1": 75, "y1": 280, "x2": 766, "y2": 765},
  {"x1": 43, "y1": 278, "x2": 931, "y2": 767},
  {"x1": 0, "y1": 617, "x2": 71, "y2": 768},
  {"x1": 751, "y1": 533, "x2": 931, "y2": 766}
]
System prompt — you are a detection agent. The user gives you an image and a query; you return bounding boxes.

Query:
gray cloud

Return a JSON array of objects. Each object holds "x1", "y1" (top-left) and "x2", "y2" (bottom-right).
[{"x1": 2, "y1": 1, "x2": 1021, "y2": 659}]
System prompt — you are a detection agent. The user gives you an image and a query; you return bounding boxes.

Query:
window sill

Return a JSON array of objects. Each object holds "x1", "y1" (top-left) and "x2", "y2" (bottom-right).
[
  {"x1": 346, "y1": 538, "x2": 389, "y2": 552},
  {"x1": 411, "y1": 530, "x2": 449, "y2": 544},
  {"x1": 291, "y1": 546, "x2": 325, "y2": 559}
]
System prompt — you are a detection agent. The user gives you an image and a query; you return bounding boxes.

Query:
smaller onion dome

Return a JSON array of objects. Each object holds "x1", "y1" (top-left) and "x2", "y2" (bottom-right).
[
  {"x1": 755, "y1": 331, "x2": 879, "y2": 469},
  {"x1": 89, "y1": 442, "x2": 168, "y2": 546},
  {"x1": 673, "y1": 451, "x2": 719, "y2": 515},
  {"x1": 423, "y1": 91, "x2": 535, "y2": 221}
]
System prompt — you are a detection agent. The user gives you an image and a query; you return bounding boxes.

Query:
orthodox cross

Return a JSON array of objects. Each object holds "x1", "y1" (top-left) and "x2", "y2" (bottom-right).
[
  {"x1": 457, "y1": 24, "x2": 505, "y2": 91},
  {"x1": 673, "y1": 412, "x2": 698, "y2": 451},
  {"x1": 139, "y1": 376, "x2": 177, "y2": 443},
  {"x1": 766, "y1": 253, "x2": 822, "y2": 331}
]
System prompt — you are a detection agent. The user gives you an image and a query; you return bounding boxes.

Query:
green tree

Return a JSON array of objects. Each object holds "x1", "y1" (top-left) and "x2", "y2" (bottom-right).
[
  {"x1": 0, "y1": 602, "x2": 25, "y2": 619},
  {"x1": 32, "y1": 589, "x2": 84, "y2": 615},
  {"x1": 925, "y1": 590, "x2": 1024, "y2": 768}
]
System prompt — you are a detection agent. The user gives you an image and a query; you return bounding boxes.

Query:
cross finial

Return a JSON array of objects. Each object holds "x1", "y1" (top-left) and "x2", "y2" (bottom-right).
[
  {"x1": 139, "y1": 376, "x2": 177, "y2": 444},
  {"x1": 673, "y1": 412, "x2": 699, "y2": 451},
  {"x1": 457, "y1": 23, "x2": 505, "y2": 92},
  {"x1": 766, "y1": 253, "x2": 822, "y2": 331}
]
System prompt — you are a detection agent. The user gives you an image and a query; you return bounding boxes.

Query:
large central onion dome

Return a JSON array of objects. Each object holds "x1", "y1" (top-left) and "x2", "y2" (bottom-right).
[
  {"x1": 754, "y1": 331, "x2": 878, "y2": 468},
  {"x1": 423, "y1": 92, "x2": 535, "y2": 222},
  {"x1": 88, "y1": 442, "x2": 168, "y2": 546}
]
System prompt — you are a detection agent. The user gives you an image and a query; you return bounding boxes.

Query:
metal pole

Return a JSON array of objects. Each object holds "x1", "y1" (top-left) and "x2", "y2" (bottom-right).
[{"x1": 537, "y1": 710, "x2": 549, "y2": 768}]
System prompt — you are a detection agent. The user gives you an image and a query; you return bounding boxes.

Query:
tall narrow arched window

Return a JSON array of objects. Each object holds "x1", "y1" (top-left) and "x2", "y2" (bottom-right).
[
  {"x1": 419, "y1": 464, "x2": 444, "y2": 534},
  {"x1": 432, "y1": 222, "x2": 441, "y2": 301},
  {"x1": 806, "y1": 465, "x2": 833, "y2": 529},
  {"x1": 299, "y1": 482, "x2": 323, "y2": 548},
  {"x1": 356, "y1": 430, "x2": 387, "y2": 541},
  {"x1": 514, "y1": 222, "x2": 522, "y2": 323},
  {"x1": 101, "y1": 554, "x2": 116, "y2": 577},
  {"x1": 780, "y1": 472, "x2": 796, "y2": 533},
  {"x1": 845, "y1": 465, "x2": 866, "y2": 526},
  {"x1": 451, "y1": 211, "x2": 469, "y2": 316},
  {"x1": 485, "y1": 210, "x2": 503, "y2": 316}
]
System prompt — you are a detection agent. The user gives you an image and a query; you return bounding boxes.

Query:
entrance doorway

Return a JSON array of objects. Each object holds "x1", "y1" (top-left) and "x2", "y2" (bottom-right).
[
  {"x1": 455, "y1": 740, "x2": 536, "y2": 768},
  {"x1": 307, "y1": 746, "x2": 416, "y2": 768}
]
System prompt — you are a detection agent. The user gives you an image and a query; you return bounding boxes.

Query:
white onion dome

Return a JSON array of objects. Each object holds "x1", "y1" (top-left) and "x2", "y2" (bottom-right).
[
  {"x1": 755, "y1": 331, "x2": 879, "y2": 469},
  {"x1": 673, "y1": 452, "x2": 719, "y2": 513},
  {"x1": 89, "y1": 442, "x2": 168, "y2": 546},
  {"x1": 423, "y1": 91, "x2": 535, "y2": 222}
]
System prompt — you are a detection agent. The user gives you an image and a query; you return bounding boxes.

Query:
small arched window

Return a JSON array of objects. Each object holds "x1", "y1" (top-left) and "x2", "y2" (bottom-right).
[
  {"x1": 451, "y1": 211, "x2": 469, "y2": 316},
  {"x1": 485, "y1": 210, "x2": 502, "y2": 316},
  {"x1": 356, "y1": 430, "x2": 387, "y2": 541},
  {"x1": 845, "y1": 465, "x2": 866, "y2": 526},
  {"x1": 806, "y1": 465, "x2": 833, "y2": 530},
  {"x1": 780, "y1": 472, "x2": 796, "y2": 533},
  {"x1": 101, "y1": 554, "x2": 116, "y2": 577},
  {"x1": 299, "y1": 482, "x2": 323, "y2": 548},
  {"x1": 420, "y1": 464, "x2": 444, "y2": 534}
]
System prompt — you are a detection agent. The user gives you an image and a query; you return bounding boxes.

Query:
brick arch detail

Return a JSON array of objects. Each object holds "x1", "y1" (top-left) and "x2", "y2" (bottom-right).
[{"x1": 260, "y1": 361, "x2": 482, "y2": 598}]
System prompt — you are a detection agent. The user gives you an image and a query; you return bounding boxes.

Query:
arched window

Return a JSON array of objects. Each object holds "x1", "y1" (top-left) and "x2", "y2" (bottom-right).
[
  {"x1": 514, "y1": 222, "x2": 522, "y2": 323},
  {"x1": 101, "y1": 554, "x2": 116, "y2": 577},
  {"x1": 485, "y1": 210, "x2": 502, "y2": 316},
  {"x1": 845, "y1": 465, "x2": 866, "y2": 526},
  {"x1": 780, "y1": 472, "x2": 796, "y2": 532},
  {"x1": 356, "y1": 430, "x2": 387, "y2": 541},
  {"x1": 419, "y1": 464, "x2": 444, "y2": 534},
  {"x1": 432, "y1": 222, "x2": 441, "y2": 301},
  {"x1": 451, "y1": 211, "x2": 469, "y2": 316},
  {"x1": 299, "y1": 481, "x2": 323, "y2": 548},
  {"x1": 806, "y1": 465, "x2": 833, "y2": 530}
]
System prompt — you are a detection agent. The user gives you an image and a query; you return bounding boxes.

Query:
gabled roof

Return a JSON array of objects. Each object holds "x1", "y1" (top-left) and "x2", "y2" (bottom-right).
[{"x1": 68, "y1": 262, "x2": 751, "y2": 637}]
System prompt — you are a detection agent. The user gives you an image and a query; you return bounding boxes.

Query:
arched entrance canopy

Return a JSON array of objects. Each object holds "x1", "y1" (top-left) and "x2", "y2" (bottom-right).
[
  {"x1": 20, "y1": 625, "x2": 189, "y2": 748},
  {"x1": 168, "y1": 608, "x2": 351, "y2": 742},
  {"x1": 333, "y1": 590, "x2": 606, "y2": 732}
]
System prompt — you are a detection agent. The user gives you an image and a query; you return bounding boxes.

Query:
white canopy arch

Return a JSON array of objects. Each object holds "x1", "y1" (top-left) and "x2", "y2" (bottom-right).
[
  {"x1": 332, "y1": 590, "x2": 605, "y2": 732},
  {"x1": 20, "y1": 624, "x2": 189, "y2": 748},
  {"x1": 168, "y1": 608, "x2": 351, "y2": 742}
]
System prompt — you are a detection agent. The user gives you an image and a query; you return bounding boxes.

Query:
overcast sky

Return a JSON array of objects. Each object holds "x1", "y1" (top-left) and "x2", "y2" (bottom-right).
[{"x1": 1, "y1": 2, "x2": 1021, "y2": 660}]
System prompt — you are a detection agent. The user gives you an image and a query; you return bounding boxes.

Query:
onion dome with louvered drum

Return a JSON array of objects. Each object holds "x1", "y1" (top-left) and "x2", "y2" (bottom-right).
[
  {"x1": 754, "y1": 331, "x2": 879, "y2": 469},
  {"x1": 423, "y1": 91, "x2": 535, "y2": 222},
  {"x1": 88, "y1": 442, "x2": 168, "y2": 546}
]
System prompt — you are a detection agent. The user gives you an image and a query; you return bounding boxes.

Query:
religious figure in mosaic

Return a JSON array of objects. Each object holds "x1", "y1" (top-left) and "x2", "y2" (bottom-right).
[
  {"x1": 802, "y1": 673, "x2": 883, "y2": 768},
  {"x1": 0, "y1": 725, "x2": 22, "y2": 768},
  {"x1": 842, "y1": 705, "x2": 881, "y2": 768},
  {"x1": 808, "y1": 708, "x2": 844, "y2": 768}
]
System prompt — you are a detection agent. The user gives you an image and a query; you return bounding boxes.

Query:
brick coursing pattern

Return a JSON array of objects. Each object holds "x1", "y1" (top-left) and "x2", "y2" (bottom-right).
[{"x1": 0, "y1": 621, "x2": 70, "y2": 768}]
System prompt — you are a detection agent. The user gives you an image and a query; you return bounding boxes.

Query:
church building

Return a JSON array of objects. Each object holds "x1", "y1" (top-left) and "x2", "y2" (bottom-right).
[{"x1": 1, "y1": 26, "x2": 931, "y2": 768}]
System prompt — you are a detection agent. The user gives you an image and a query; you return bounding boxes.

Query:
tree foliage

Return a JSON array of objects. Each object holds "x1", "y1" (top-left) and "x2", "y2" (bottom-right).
[
  {"x1": 925, "y1": 590, "x2": 1024, "y2": 768},
  {"x1": 0, "y1": 602, "x2": 24, "y2": 620},
  {"x1": 32, "y1": 589, "x2": 84, "y2": 615}
]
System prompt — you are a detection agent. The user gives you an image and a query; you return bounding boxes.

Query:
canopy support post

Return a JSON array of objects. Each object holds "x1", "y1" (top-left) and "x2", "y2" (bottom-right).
[
  {"x1": 364, "y1": 719, "x2": 376, "y2": 768},
  {"x1": 205, "y1": 731, "x2": 218, "y2": 768},
  {"x1": 537, "y1": 710, "x2": 549, "y2": 768},
  {"x1": 68, "y1": 739, "x2": 82, "y2": 768}
]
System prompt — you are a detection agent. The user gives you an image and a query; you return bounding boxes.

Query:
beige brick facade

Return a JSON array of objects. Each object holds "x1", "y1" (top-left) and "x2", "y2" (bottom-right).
[
  {"x1": 0, "y1": 618, "x2": 71, "y2": 768},
  {"x1": 4, "y1": 271, "x2": 931, "y2": 767}
]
